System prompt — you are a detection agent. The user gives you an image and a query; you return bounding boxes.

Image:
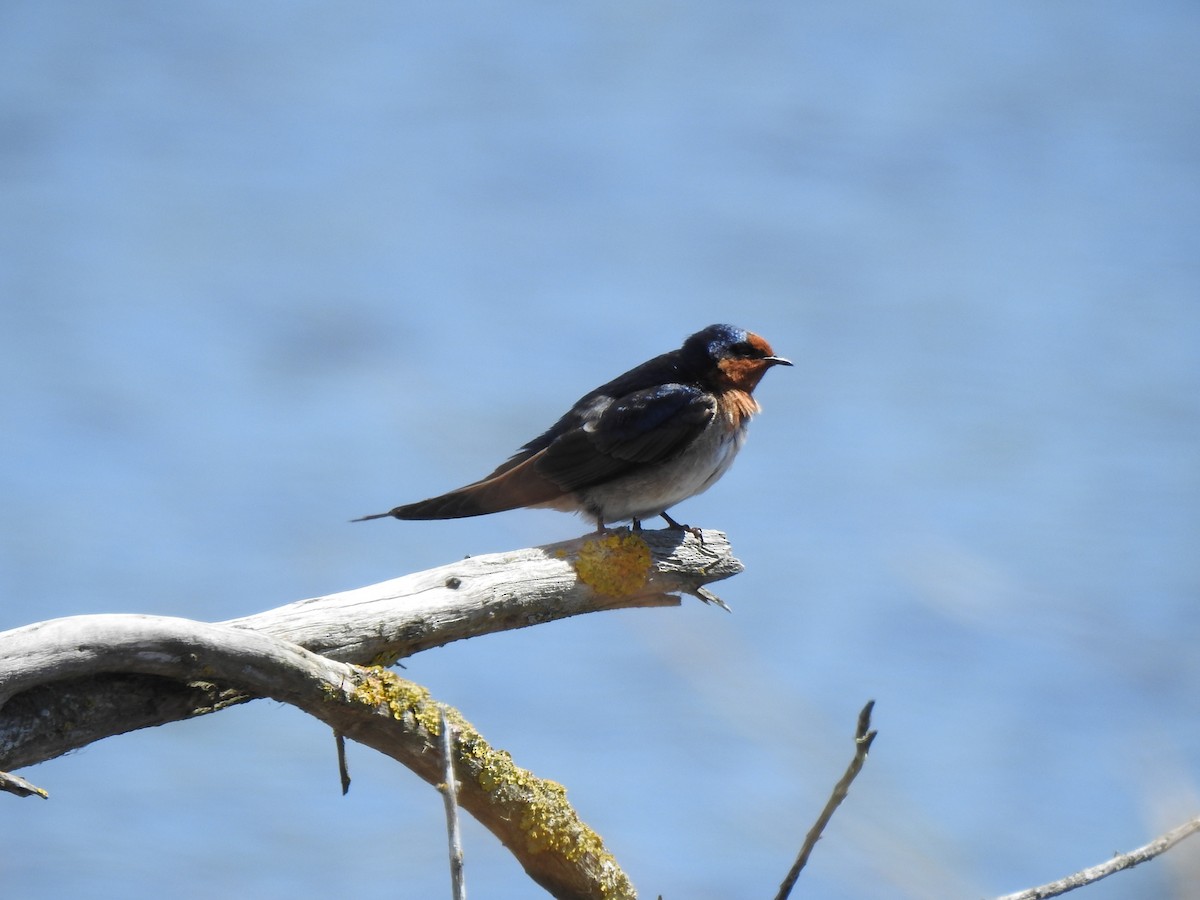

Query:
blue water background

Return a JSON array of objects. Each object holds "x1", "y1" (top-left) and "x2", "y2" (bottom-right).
[{"x1": 2, "y1": 3, "x2": 1198, "y2": 898}]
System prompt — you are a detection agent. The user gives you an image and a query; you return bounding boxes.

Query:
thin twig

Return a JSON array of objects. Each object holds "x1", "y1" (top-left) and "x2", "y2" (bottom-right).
[
  {"x1": 440, "y1": 707, "x2": 466, "y2": 900},
  {"x1": 0, "y1": 770, "x2": 48, "y2": 799},
  {"x1": 335, "y1": 731, "x2": 351, "y2": 795},
  {"x1": 775, "y1": 700, "x2": 877, "y2": 900},
  {"x1": 994, "y1": 814, "x2": 1200, "y2": 900}
]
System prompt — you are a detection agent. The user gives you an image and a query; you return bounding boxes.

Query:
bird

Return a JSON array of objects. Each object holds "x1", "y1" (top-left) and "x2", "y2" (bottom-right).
[{"x1": 355, "y1": 323, "x2": 791, "y2": 531}]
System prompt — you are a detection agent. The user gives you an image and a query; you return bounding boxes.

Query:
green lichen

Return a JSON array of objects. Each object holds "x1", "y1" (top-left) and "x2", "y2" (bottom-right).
[{"x1": 572, "y1": 532, "x2": 652, "y2": 598}]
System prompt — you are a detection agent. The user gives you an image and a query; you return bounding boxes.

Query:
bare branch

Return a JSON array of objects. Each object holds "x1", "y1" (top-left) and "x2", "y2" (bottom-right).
[
  {"x1": 2, "y1": 614, "x2": 635, "y2": 899},
  {"x1": 0, "y1": 770, "x2": 47, "y2": 799},
  {"x1": 0, "y1": 529, "x2": 737, "y2": 897},
  {"x1": 994, "y1": 815, "x2": 1200, "y2": 900},
  {"x1": 775, "y1": 700, "x2": 877, "y2": 900},
  {"x1": 335, "y1": 731, "x2": 351, "y2": 795},
  {"x1": 0, "y1": 528, "x2": 740, "y2": 771},
  {"x1": 224, "y1": 528, "x2": 740, "y2": 664},
  {"x1": 440, "y1": 707, "x2": 467, "y2": 900}
]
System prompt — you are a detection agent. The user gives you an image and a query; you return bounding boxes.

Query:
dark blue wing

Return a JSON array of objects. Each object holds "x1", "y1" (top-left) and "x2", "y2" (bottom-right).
[{"x1": 532, "y1": 383, "x2": 715, "y2": 492}]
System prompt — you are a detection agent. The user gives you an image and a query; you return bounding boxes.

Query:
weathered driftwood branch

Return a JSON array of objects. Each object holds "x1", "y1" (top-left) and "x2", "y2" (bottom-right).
[
  {"x1": 0, "y1": 528, "x2": 741, "y2": 899},
  {"x1": 1, "y1": 615, "x2": 636, "y2": 898},
  {"x1": 0, "y1": 528, "x2": 739, "y2": 771},
  {"x1": 223, "y1": 527, "x2": 739, "y2": 663}
]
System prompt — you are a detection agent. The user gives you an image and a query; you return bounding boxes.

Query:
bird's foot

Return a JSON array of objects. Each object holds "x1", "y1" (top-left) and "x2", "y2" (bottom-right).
[
  {"x1": 659, "y1": 511, "x2": 705, "y2": 544},
  {"x1": 595, "y1": 518, "x2": 636, "y2": 535}
]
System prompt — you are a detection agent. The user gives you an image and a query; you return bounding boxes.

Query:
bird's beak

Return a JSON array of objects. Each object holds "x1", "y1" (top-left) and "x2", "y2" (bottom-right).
[{"x1": 763, "y1": 356, "x2": 793, "y2": 367}]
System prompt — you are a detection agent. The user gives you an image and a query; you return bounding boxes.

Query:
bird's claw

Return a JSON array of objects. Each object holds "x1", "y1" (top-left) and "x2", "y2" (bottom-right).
[{"x1": 659, "y1": 512, "x2": 705, "y2": 544}]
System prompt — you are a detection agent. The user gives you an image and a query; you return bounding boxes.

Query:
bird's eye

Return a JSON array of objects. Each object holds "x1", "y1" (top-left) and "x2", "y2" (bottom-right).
[{"x1": 729, "y1": 341, "x2": 757, "y2": 358}]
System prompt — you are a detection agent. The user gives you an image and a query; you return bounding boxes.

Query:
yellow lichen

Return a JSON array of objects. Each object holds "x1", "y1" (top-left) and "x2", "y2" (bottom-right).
[
  {"x1": 347, "y1": 665, "x2": 636, "y2": 898},
  {"x1": 572, "y1": 532, "x2": 652, "y2": 597},
  {"x1": 369, "y1": 650, "x2": 402, "y2": 668},
  {"x1": 452, "y1": 719, "x2": 633, "y2": 894},
  {"x1": 350, "y1": 666, "x2": 442, "y2": 734}
]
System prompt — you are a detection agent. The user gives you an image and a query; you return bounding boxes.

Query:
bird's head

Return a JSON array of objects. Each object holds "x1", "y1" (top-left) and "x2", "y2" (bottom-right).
[{"x1": 684, "y1": 324, "x2": 792, "y2": 392}]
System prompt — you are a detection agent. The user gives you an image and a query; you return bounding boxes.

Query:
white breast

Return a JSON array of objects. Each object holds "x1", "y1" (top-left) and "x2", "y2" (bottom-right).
[{"x1": 578, "y1": 411, "x2": 749, "y2": 524}]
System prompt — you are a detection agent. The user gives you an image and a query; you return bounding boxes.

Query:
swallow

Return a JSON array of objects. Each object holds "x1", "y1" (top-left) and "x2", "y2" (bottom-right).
[{"x1": 355, "y1": 324, "x2": 791, "y2": 531}]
